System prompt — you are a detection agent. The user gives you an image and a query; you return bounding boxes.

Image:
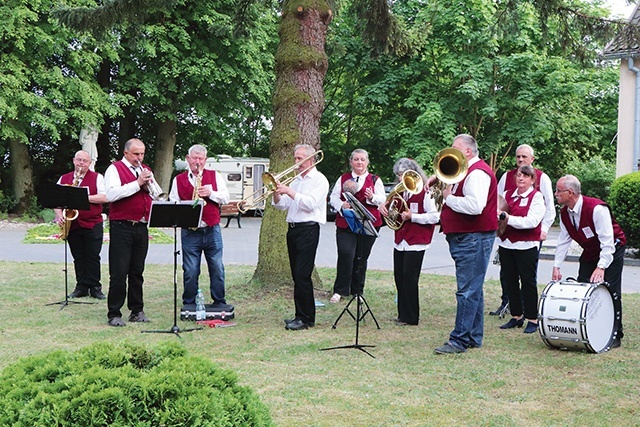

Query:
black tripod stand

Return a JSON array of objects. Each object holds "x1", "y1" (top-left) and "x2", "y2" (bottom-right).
[
  {"x1": 321, "y1": 293, "x2": 380, "y2": 358},
  {"x1": 41, "y1": 183, "x2": 93, "y2": 310},
  {"x1": 142, "y1": 201, "x2": 204, "y2": 338}
]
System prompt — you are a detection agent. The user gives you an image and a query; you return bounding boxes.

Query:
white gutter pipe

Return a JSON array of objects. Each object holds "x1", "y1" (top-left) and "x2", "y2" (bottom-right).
[{"x1": 627, "y1": 57, "x2": 640, "y2": 172}]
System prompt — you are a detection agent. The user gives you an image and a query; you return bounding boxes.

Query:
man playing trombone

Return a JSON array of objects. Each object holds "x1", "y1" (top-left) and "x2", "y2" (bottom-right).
[
  {"x1": 272, "y1": 144, "x2": 329, "y2": 331},
  {"x1": 169, "y1": 144, "x2": 232, "y2": 311}
]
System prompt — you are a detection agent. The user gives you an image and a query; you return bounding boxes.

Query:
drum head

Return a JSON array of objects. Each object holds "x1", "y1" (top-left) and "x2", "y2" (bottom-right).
[{"x1": 583, "y1": 284, "x2": 615, "y2": 353}]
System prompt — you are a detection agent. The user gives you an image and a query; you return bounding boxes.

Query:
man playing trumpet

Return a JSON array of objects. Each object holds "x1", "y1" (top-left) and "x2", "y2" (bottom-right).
[
  {"x1": 169, "y1": 144, "x2": 233, "y2": 311},
  {"x1": 54, "y1": 149, "x2": 107, "y2": 299}
]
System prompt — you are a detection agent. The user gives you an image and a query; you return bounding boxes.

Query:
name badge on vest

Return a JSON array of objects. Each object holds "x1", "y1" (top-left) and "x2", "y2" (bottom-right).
[
  {"x1": 519, "y1": 197, "x2": 529, "y2": 207},
  {"x1": 582, "y1": 226, "x2": 595, "y2": 238},
  {"x1": 410, "y1": 202, "x2": 418, "y2": 213}
]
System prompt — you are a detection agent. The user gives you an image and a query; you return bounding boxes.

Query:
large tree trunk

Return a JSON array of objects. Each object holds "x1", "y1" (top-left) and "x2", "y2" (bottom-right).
[
  {"x1": 252, "y1": 1, "x2": 333, "y2": 288},
  {"x1": 154, "y1": 118, "x2": 176, "y2": 192},
  {"x1": 8, "y1": 136, "x2": 35, "y2": 214}
]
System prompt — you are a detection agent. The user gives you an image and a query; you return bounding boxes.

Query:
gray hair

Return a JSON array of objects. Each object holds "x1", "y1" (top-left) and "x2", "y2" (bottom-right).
[
  {"x1": 188, "y1": 144, "x2": 207, "y2": 157},
  {"x1": 562, "y1": 174, "x2": 582, "y2": 195},
  {"x1": 392, "y1": 158, "x2": 428, "y2": 183},
  {"x1": 454, "y1": 134, "x2": 478, "y2": 156},
  {"x1": 350, "y1": 148, "x2": 369, "y2": 161},
  {"x1": 516, "y1": 144, "x2": 535, "y2": 157},
  {"x1": 294, "y1": 144, "x2": 316, "y2": 158},
  {"x1": 124, "y1": 138, "x2": 144, "y2": 151}
]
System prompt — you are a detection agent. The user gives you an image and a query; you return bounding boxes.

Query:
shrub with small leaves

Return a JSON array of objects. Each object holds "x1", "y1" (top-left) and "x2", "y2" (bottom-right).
[
  {"x1": 609, "y1": 171, "x2": 640, "y2": 250},
  {"x1": 0, "y1": 341, "x2": 273, "y2": 427},
  {"x1": 565, "y1": 156, "x2": 616, "y2": 202}
]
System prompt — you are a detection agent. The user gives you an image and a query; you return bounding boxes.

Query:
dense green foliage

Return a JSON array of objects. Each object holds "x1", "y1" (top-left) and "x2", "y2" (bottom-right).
[
  {"x1": 565, "y1": 155, "x2": 616, "y2": 202},
  {"x1": 609, "y1": 171, "x2": 640, "y2": 250},
  {"x1": 0, "y1": 341, "x2": 273, "y2": 426}
]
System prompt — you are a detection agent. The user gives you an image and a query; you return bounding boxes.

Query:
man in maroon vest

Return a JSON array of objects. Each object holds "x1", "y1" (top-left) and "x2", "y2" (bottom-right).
[
  {"x1": 553, "y1": 174, "x2": 626, "y2": 348},
  {"x1": 104, "y1": 138, "x2": 155, "y2": 327},
  {"x1": 491, "y1": 144, "x2": 555, "y2": 316},
  {"x1": 434, "y1": 134, "x2": 498, "y2": 354},
  {"x1": 54, "y1": 150, "x2": 107, "y2": 299},
  {"x1": 169, "y1": 144, "x2": 232, "y2": 311}
]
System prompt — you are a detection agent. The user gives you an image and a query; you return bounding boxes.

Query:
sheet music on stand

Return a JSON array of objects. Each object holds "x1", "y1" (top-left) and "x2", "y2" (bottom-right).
[{"x1": 342, "y1": 192, "x2": 379, "y2": 237}]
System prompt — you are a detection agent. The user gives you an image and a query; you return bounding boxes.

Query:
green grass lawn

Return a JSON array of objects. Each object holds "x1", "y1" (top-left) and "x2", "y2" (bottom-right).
[{"x1": 0, "y1": 261, "x2": 637, "y2": 427}]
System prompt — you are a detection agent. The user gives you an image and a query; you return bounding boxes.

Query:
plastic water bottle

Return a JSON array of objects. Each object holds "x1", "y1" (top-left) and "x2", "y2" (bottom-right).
[{"x1": 195, "y1": 289, "x2": 206, "y2": 321}]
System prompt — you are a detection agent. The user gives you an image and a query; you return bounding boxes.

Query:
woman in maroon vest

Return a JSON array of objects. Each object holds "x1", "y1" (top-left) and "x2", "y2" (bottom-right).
[
  {"x1": 497, "y1": 165, "x2": 545, "y2": 334},
  {"x1": 380, "y1": 158, "x2": 439, "y2": 325},
  {"x1": 328, "y1": 149, "x2": 386, "y2": 303}
]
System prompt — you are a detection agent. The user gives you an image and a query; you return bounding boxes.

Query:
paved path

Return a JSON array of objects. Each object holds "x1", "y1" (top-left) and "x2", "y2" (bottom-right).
[{"x1": 2, "y1": 218, "x2": 639, "y2": 293}]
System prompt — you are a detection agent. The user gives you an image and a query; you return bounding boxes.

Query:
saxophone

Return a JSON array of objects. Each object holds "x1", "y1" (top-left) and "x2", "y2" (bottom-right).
[
  {"x1": 192, "y1": 167, "x2": 206, "y2": 207},
  {"x1": 60, "y1": 173, "x2": 82, "y2": 240}
]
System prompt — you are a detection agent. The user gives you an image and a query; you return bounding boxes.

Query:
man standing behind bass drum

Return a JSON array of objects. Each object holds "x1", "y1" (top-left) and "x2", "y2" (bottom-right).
[
  {"x1": 552, "y1": 174, "x2": 626, "y2": 349},
  {"x1": 169, "y1": 144, "x2": 232, "y2": 311},
  {"x1": 104, "y1": 138, "x2": 154, "y2": 327},
  {"x1": 54, "y1": 150, "x2": 108, "y2": 300},
  {"x1": 379, "y1": 158, "x2": 439, "y2": 326},
  {"x1": 328, "y1": 149, "x2": 386, "y2": 304},
  {"x1": 272, "y1": 144, "x2": 329, "y2": 331},
  {"x1": 433, "y1": 134, "x2": 498, "y2": 354}
]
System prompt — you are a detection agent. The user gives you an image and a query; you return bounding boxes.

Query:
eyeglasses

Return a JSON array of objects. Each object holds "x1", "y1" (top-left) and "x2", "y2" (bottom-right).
[
  {"x1": 73, "y1": 158, "x2": 90, "y2": 163},
  {"x1": 555, "y1": 188, "x2": 570, "y2": 193}
]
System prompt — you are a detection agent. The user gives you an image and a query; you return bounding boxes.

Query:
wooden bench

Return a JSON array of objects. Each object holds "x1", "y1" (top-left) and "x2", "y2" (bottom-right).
[{"x1": 220, "y1": 202, "x2": 241, "y2": 228}]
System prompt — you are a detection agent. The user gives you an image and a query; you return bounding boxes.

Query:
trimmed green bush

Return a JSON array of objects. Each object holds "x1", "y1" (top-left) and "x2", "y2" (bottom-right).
[
  {"x1": 609, "y1": 171, "x2": 640, "y2": 250},
  {"x1": 0, "y1": 341, "x2": 273, "y2": 427},
  {"x1": 565, "y1": 156, "x2": 616, "y2": 202}
]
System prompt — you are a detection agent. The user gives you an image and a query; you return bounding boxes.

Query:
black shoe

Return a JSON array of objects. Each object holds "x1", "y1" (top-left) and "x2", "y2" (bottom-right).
[
  {"x1": 206, "y1": 302, "x2": 235, "y2": 311},
  {"x1": 128, "y1": 311, "x2": 150, "y2": 323},
  {"x1": 610, "y1": 338, "x2": 621, "y2": 349},
  {"x1": 489, "y1": 302, "x2": 509, "y2": 316},
  {"x1": 500, "y1": 317, "x2": 524, "y2": 329},
  {"x1": 434, "y1": 342, "x2": 467, "y2": 354},
  {"x1": 90, "y1": 289, "x2": 106, "y2": 300},
  {"x1": 284, "y1": 318, "x2": 314, "y2": 327},
  {"x1": 68, "y1": 289, "x2": 89, "y2": 298},
  {"x1": 285, "y1": 319, "x2": 310, "y2": 330},
  {"x1": 523, "y1": 321, "x2": 538, "y2": 334}
]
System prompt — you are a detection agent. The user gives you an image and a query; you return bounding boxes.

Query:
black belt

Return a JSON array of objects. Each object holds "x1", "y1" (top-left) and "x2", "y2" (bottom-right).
[
  {"x1": 111, "y1": 220, "x2": 147, "y2": 226},
  {"x1": 288, "y1": 221, "x2": 317, "y2": 228}
]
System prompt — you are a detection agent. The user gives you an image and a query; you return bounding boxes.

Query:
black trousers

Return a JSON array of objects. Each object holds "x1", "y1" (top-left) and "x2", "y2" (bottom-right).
[
  {"x1": 287, "y1": 223, "x2": 320, "y2": 324},
  {"x1": 393, "y1": 249, "x2": 425, "y2": 325},
  {"x1": 498, "y1": 246, "x2": 539, "y2": 320},
  {"x1": 498, "y1": 241, "x2": 542, "y2": 305},
  {"x1": 67, "y1": 223, "x2": 103, "y2": 292},
  {"x1": 333, "y1": 227, "x2": 377, "y2": 296},
  {"x1": 577, "y1": 244, "x2": 625, "y2": 339},
  {"x1": 107, "y1": 221, "x2": 149, "y2": 320}
]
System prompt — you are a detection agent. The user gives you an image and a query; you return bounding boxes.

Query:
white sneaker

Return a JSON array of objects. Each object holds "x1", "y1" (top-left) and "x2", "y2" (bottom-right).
[{"x1": 329, "y1": 293, "x2": 341, "y2": 303}]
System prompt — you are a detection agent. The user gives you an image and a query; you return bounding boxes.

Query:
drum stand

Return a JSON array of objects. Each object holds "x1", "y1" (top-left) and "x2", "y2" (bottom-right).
[
  {"x1": 321, "y1": 293, "x2": 380, "y2": 358},
  {"x1": 46, "y1": 233, "x2": 95, "y2": 310}
]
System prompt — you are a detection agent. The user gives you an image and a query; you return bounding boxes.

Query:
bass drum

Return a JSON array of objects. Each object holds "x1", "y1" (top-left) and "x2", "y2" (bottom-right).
[{"x1": 538, "y1": 280, "x2": 618, "y2": 353}]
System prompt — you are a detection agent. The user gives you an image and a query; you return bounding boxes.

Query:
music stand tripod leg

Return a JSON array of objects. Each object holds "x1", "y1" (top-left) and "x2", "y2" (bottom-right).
[
  {"x1": 321, "y1": 294, "x2": 377, "y2": 358},
  {"x1": 46, "y1": 237, "x2": 95, "y2": 310}
]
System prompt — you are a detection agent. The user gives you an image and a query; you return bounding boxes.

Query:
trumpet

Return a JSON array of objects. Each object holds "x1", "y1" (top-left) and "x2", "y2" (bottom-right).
[
  {"x1": 143, "y1": 167, "x2": 168, "y2": 201},
  {"x1": 237, "y1": 150, "x2": 324, "y2": 213},
  {"x1": 430, "y1": 147, "x2": 468, "y2": 210},
  {"x1": 383, "y1": 170, "x2": 424, "y2": 230}
]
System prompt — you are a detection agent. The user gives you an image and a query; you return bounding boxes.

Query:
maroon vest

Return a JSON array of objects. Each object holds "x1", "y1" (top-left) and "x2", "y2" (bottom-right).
[
  {"x1": 499, "y1": 189, "x2": 542, "y2": 243},
  {"x1": 560, "y1": 196, "x2": 626, "y2": 263},
  {"x1": 108, "y1": 161, "x2": 152, "y2": 221},
  {"x1": 60, "y1": 170, "x2": 103, "y2": 230},
  {"x1": 176, "y1": 169, "x2": 221, "y2": 226},
  {"x1": 440, "y1": 159, "x2": 498, "y2": 234},
  {"x1": 335, "y1": 173, "x2": 383, "y2": 229},
  {"x1": 394, "y1": 190, "x2": 435, "y2": 245},
  {"x1": 503, "y1": 168, "x2": 543, "y2": 193}
]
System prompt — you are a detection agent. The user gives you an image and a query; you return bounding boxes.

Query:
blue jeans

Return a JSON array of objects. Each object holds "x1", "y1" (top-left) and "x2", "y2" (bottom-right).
[
  {"x1": 446, "y1": 231, "x2": 494, "y2": 349},
  {"x1": 181, "y1": 225, "x2": 225, "y2": 305}
]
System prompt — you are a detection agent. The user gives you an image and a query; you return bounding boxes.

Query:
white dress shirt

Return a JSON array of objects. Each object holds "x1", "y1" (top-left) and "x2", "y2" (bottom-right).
[
  {"x1": 498, "y1": 187, "x2": 545, "y2": 250},
  {"x1": 443, "y1": 157, "x2": 490, "y2": 215},
  {"x1": 329, "y1": 171, "x2": 386, "y2": 212},
  {"x1": 498, "y1": 169, "x2": 555, "y2": 234},
  {"x1": 104, "y1": 158, "x2": 144, "y2": 202},
  {"x1": 394, "y1": 191, "x2": 440, "y2": 251},
  {"x1": 272, "y1": 168, "x2": 329, "y2": 224},
  {"x1": 169, "y1": 170, "x2": 230, "y2": 228}
]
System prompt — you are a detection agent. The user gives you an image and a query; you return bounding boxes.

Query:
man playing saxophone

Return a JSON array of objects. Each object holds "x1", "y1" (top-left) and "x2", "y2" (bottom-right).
[
  {"x1": 54, "y1": 150, "x2": 108, "y2": 299},
  {"x1": 169, "y1": 144, "x2": 233, "y2": 312}
]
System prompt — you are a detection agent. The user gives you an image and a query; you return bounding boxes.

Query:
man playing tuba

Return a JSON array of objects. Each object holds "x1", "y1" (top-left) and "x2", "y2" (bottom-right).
[{"x1": 54, "y1": 150, "x2": 108, "y2": 299}]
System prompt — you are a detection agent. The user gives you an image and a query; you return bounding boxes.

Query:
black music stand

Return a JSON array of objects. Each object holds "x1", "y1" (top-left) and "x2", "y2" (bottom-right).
[
  {"x1": 321, "y1": 194, "x2": 380, "y2": 357},
  {"x1": 41, "y1": 184, "x2": 94, "y2": 310},
  {"x1": 142, "y1": 200, "x2": 204, "y2": 337}
]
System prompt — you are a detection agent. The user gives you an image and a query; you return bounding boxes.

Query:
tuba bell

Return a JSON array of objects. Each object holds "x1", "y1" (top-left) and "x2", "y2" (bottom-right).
[
  {"x1": 383, "y1": 170, "x2": 424, "y2": 230},
  {"x1": 431, "y1": 148, "x2": 468, "y2": 210}
]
